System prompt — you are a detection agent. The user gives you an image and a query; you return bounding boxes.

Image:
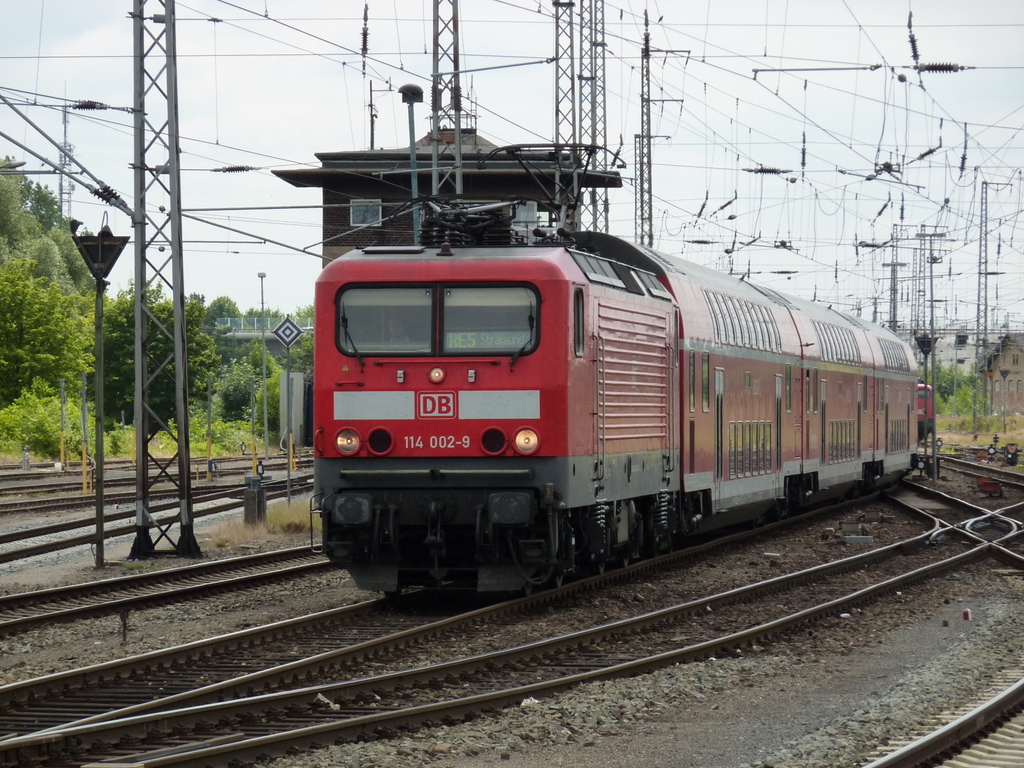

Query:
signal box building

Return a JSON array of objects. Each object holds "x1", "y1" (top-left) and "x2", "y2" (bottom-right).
[{"x1": 272, "y1": 128, "x2": 621, "y2": 264}]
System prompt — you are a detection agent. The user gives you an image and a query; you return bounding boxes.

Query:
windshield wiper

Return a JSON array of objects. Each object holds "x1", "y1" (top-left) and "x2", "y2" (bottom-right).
[
  {"x1": 510, "y1": 305, "x2": 536, "y2": 370},
  {"x1": 340, "y1": 302, "x2": 364, "y2": 369}
]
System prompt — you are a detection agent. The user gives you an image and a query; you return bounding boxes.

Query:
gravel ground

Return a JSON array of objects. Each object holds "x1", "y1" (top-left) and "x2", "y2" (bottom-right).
[{"x1": 3, "y1": 498, "x2": 1024, "y2": 768}]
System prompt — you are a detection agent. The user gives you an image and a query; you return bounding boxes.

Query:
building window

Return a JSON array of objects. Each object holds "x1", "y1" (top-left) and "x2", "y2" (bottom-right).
[{"x1": 350, "y1": 199, "x2": 382, "y2": 226}]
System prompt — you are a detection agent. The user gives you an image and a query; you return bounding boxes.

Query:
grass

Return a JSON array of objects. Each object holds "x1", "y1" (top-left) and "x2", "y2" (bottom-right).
[{"x1": 206, "y1": 497, "x2": 320, "y2": 549}]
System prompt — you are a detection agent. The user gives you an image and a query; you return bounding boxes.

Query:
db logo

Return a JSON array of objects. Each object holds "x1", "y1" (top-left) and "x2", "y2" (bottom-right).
[{"x1": 418, "y1": 391, "x2": 456, "y2": 419}]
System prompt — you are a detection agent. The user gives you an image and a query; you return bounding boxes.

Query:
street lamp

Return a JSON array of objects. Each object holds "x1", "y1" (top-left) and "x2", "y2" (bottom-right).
[
  {"x1": 1000, "y1": 369, "x2": 1010, "y2": 434},
  {"x1": 399, "y1": 83, "x2": 423, "y2": 244},
  {"x1": 258, "y1": 272, "x2": 269, "y2": 463},
  {"x1": 71, "y1": 216, "x2": 130, "y2": 569}
]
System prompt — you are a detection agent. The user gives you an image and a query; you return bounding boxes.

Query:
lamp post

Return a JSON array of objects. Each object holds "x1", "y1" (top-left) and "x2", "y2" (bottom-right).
[
  {"x1": 71, "y1": 217, "x2": 129, "y2": 568},
  {"x1": 258, "y1": 272, "x2": 269, "y2": 464},
  {"x1": 399, "y1": 84, "x2": 423, "y2": 245},
  {"x1": 1000, "y1": 369, "x2": 1010, "y2": 434}
]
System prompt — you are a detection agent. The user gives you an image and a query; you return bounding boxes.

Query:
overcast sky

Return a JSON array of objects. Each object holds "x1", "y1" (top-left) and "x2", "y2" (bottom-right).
[{"x1": 2, "y1": 0, "x2": 1022, "y2": 334}]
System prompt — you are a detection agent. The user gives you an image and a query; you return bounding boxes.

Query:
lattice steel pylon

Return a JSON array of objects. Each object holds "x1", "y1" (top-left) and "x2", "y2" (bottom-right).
[
  {"x1": 129, "y1": 0, "x2": 200, "y2": 559},
  {"x1": 578, "y1": 0, "x2": 608, "y2": 232},
  {"x1": 553, "y1": 0, "x2": 578, "y2": 230},
  {"x1": 58, "y1": 108, "x2": 75, "y2": 219},
  {"x1": 431, "y1": 0, "x2": 464, "y2": 197},
  {"x1": 634, "y1": 10, "x2": 652, "y2": 246}
]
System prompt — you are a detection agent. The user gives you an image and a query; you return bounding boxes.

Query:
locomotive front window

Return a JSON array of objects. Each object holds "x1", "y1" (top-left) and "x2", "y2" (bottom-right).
[
  {"x1": 337, "y1": 286, "x2": 434, "y2": 356},
  {"x1": 442, "y1": 286, "x2": 538, "y2": 355}
]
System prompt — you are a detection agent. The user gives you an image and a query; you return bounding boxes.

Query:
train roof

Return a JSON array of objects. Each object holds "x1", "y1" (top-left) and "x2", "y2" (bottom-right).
[{"x1": 572, "y1": 231, "x2": 915, "y2": 373}]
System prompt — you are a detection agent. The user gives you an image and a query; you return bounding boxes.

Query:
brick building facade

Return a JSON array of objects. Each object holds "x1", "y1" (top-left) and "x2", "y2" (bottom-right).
[{"x1": 986, "y1": 334, "x2": 1024, "y2": 415}]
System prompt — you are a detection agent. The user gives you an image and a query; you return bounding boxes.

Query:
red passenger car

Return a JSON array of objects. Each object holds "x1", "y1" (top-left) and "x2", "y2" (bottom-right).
[{"x1": 311, "y1": 211, "x2": 917, "y2": 594}]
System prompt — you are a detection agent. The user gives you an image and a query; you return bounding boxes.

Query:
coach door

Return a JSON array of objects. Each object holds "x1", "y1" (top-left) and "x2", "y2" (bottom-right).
[
  {"x1": 775, "y1": 374, "x2": 783, "y2": 486},
  {"x1": 820, "y1": 379, "x2": 827, "y2": 464},
  {"x1": 714, "y1": 369, "x2": 724, "y2": 490}
]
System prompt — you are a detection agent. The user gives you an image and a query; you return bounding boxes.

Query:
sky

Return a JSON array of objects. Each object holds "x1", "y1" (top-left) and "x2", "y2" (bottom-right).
[{"x1": 1, "y1": 0, "x2": 1022, "y2": 335}]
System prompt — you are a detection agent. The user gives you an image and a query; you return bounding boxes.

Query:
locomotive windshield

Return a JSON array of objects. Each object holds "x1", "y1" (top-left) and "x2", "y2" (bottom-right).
[
  {"x1": 441, "y1": 286, "x2": 537, "y2": 355},
  {"x1": 337, "y1": 286, "x2": 434, "y2": 355},
  {"x1": 335, "y1": 284, "x2": 538, "y2": 357}
]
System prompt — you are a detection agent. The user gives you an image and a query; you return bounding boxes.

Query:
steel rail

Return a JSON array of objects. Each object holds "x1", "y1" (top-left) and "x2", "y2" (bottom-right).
[
  {"x1": 3, "y1": 537, "x2": 991, "y2": 768},
  {"x1": 22, "y1": 521, "x2": 944, "y2": 735},
  {"x1": 0, "y1": 547, "x2": 328, "y2": 637},
  {"x1": 0, "y1": 476, "x2": 312, "y2": 564},
  {"x1": 860, "y1": 676, "x2": 1024, "y2": 768},
  {"x1": 0, "y1": 501, "x2": 932, "y2": 726}
]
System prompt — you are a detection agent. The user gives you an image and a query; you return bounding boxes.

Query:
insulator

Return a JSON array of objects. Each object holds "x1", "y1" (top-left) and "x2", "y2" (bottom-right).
[
  {"x1": 92, "y1": 185, "x2": 122, "y2": 203},
  {"x1": 908, "y1": 33, "x2": 920, "y2": 63},
  {"x1": 73, "y1": 100, "x2": 108, "y2": 110},
  {"x1": 916, "y1": 63, "x2": 962, "y2": 73}
]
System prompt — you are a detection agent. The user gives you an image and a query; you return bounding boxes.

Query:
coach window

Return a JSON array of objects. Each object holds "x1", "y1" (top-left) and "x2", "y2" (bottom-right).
[
  {"x1": 337, "y1": 286, "x2": 434, "y2": 356},
  {"x1": 442, "y1": 285, "x2": 538, "y2": 355},
  {"x1": 689, "y1": 351, "x2": 696, "y2": 412},
  {"x1": 702, "y1": 352, "x2": 711, "y2": 412},
  {"x1": 785, "y1": 365, "x2": 792, "y2": 412},
  {"x1": 574, "y1": 287, "x2": 585, "y2": 357}
]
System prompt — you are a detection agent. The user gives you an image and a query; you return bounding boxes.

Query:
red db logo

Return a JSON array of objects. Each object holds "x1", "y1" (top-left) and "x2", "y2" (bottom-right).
[{"x1": 418, "y1": 392, "x2": 456, "y2": 419}]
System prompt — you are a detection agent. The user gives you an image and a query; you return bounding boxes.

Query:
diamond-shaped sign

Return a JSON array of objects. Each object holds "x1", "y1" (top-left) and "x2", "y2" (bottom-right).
[{"x1": 273, "y1": 316, "x2": 304, "y2": 347}]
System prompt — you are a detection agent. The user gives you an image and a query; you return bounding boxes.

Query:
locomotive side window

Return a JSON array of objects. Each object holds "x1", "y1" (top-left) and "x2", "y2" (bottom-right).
[
  {"x1": 442, "y1": 285, "x2": 538, "y2": 355},
  {"x1": 337, "y1": 286, "x2": 434, "y2": 356},
  {"x1": 574, "y1": 287, "x2": 585, "y2": 357}
]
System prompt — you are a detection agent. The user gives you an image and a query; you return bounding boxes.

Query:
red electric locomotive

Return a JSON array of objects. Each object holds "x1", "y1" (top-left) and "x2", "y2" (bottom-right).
[{"x1": 311, "y1": 209, "x2": 917, "y2": 593}]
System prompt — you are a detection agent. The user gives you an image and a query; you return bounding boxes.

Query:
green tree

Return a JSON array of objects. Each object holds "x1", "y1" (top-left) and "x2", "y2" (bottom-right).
[
  {"x1": 0, "y1": 259, "x2": 91, "y2": 408},
  {"x1": 102, "y1": 284, "x2": 220, "y2": 434},
  {"x1": 205, "y1": 295, "x2": 241, "y2": 331},
  {"x1": 0, "y1": 170, "x2": 92, "y2": 293},
  {"x1": 0, "y1": 379, "x2": 84, "y2": 458},
  {"x1": 217, "y1": 355, "x2": 261, "y2": 422}
]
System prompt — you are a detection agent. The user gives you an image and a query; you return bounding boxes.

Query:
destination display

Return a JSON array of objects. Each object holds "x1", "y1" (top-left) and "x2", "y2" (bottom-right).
[{"x1": 445, "y1": 330, "x2": 530, "y2": 350}]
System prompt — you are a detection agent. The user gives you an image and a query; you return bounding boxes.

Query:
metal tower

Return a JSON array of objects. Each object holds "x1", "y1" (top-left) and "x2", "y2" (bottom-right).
[
  {"x1": 430, "y1": 0, "x2": 464, "y2": 196},
  {"x1": 58, "y1": 108, "x2": 75, "y2": 219},
  {"x1": 129, "y1": 0, "x2": 200, "y2": 559},
  {"x1": 634, "y1": 11, "x2": 652, "y2": 246},
  {"x1": 578, "y1": 0, "x2": 608, "y2": 232},
  {"x1": 553, "y1": 0, "x2": 578, "y2": 230}
]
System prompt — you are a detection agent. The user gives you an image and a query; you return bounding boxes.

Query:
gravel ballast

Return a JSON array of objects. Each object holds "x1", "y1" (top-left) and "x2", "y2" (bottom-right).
[{"x1": 3, "y1": 498, "x2": 1024, "y2": 768}]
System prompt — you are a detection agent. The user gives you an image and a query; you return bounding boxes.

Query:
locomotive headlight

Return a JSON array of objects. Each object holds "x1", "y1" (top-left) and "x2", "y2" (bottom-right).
[
  {"x1": 429, "y1": 366, "x2": 446, "y2": 384},
  {"x1": 336, "y1": 428, "x2": 361, "y2": 454},
  {"x1": 513, "y1": 428, "x2": 540, "y2": 454}
]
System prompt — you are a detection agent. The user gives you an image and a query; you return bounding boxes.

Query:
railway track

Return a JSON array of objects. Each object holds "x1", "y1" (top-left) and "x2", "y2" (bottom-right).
[
  {"x1": 0, "y1": 454, "x2": 311, "y2": 501},
  {"x1": 0, "y1": 546, "x2": 330, "y2": 638},
  {"x1": 5, "y1": 488, "x2": 1018, "y2": 768},
  {"x1": 0, "y1": 475, "x2": 312, "y2": 566},
  {"x1": 862, "y1": 670, "x2": 1024, "y2": 767}
]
